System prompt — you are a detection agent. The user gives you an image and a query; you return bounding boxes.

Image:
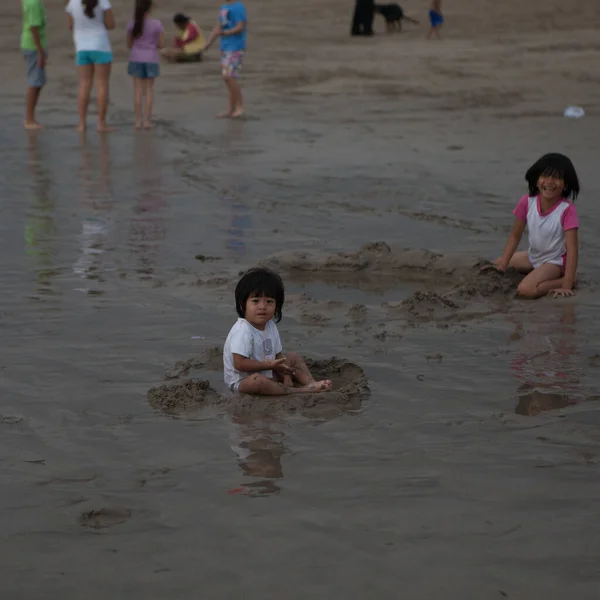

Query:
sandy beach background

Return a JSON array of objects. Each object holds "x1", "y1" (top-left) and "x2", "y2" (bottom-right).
[{"x1": 2, "y1": 0, "x2": 600, "y2": 598}]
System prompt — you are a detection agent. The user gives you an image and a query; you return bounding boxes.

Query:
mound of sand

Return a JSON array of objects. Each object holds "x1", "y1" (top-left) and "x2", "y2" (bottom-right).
[
  {"x1": 165, "y1": 346, "x2": 223, "y2": 380},
  {"x1": 148, "y1": 378, "x2": 229, "y2": 413},
  {"x1": 259, "y1": 242, "x2": 482, "y2": 279},
  {"x1": 149, "y1": 356, "x2": 370, "y2": 417},
  {"x1": 260, "y1": 242, "x2": 524, "y2": 325}
]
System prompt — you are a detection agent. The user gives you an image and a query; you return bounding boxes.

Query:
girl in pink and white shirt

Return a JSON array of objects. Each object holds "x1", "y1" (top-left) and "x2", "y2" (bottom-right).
[{"x1": 492, "y1": 153, "x2": 580, "y2": 299}]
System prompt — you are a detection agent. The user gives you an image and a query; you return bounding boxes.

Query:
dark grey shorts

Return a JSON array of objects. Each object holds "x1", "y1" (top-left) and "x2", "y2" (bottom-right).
[{"x1": 23, "y1": 49, "x2": 47, "y2": 88}]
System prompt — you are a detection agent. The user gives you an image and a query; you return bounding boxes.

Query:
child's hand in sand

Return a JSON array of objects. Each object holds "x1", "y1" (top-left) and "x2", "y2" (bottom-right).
[
  {"x1": 481, "y1": 261, "x2": 506, "y2": 273},
  {"x1": 269, "y1": 358, "x2": 295, "y2": 375},
  {"x1": 552, "y1": 288, "x2": 575, "y2": 298}
]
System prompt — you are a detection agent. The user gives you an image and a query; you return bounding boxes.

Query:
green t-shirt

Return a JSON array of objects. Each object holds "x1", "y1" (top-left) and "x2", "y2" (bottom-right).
[{"x1": 21, "y1": 0, "x2": 47, "y2": 51}]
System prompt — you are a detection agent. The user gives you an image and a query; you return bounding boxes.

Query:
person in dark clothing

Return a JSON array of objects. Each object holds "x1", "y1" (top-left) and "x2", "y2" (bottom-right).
[{"x1": 351, "y1": 0, "x2": 375, "y2": 36}]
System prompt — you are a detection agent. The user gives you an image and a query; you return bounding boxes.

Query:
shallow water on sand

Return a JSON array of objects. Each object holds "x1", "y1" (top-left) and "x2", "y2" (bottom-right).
[{"x1": 2, "y1": 107, "x2": 600, "y2": 600}]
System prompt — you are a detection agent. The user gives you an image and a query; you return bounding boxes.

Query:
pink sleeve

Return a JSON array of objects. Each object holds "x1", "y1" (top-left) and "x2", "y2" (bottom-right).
[
  {"x1": 512, "y1": 195, "x2": 529, "y2": 222},
  {"x1": 561, "y1": 203, "x2": 579, "y2": 230}
]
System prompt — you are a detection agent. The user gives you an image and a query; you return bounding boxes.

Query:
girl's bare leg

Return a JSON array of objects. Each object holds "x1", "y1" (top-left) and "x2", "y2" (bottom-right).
[
  {"x1": 77, "y1": 64, "x2": 94, "y2": 132},
  {"x1": 143, "y1": 78, "x2": 154, "y2": 129},
  {"x1": 133, "y1": 77, "x2": 143, "y2": 129},
  {"x1": 217, "y1": 77, "x2": 235, "y2": 118},
  {"x1": 238, "y1": 374, "x2": 330, "y2": 396},
  {"x1": 230, "y1": 78, "x2": 244, "y2": 118},
  {"x1": 493, "y1": 251, "x2": 533, "y2": 273},
  {"x1": 95, "y1": 63, "x2": 113, "y2": 132},
  {"x1": 517, "y1": 263, "x2": 563, "y2": 299},
  {"x1": 281, "y1": 352, "x2": 332, "y2": 389}
]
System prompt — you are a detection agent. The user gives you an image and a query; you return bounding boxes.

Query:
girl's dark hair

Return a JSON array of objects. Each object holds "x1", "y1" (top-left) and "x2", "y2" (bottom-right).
[
  {"x1": 173, "y1": 13, "x2": 190, "y2": 26},
  {"x1": 83, "y1": 0, "x2": 99, "y2": 19},
  {"x1": 235, "y1": 268, "x2": 285, "y2": 323},
  {"x1": 132, "y1": 0, "x2": 152, "y2": 38},
  {"x1": 525, "y1": 153, "x2": 580, "y2": 201}
]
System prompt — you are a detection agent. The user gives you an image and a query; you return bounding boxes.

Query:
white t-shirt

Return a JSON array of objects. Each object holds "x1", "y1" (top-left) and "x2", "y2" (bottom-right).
[
  {"x1": 66, "y1": 0, "x2": 112, "y2": 53},
  {"x1": 223, "y1": 318, "x2": 283, "y2": 390}
]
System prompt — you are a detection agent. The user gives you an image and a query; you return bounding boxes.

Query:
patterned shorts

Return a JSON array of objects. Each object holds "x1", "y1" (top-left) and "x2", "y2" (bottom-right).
[{"x1": 220, "y1": 50, "x2": 245, "y2": 78}]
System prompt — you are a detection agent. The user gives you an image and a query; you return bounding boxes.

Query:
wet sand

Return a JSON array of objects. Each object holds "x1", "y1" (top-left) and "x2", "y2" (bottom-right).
[{"x1": 2, "y1": 0, "x2": 600, "y2": 598}]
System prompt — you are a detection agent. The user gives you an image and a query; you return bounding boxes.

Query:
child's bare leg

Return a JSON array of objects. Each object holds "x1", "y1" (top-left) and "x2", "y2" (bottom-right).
[
  {"x1": 143, "y1": 78, "x2": 154, "y2": 129},
  {"x1": 217, "y1": 78, "x2": 235, "y2": 118},
  {"x1": 517, "y1": 263, "x2": 563, "y2": 299},
  {"x1": 533, "y1": 275, "x2": 575, "y2": 296},
  {"x1": 493, "y1": 251, "x2": 533, "y2": 273},
  {"x1": 238, "y1": 374, "x2": 330, "y2": 396},
  {"x1": 282, "y1": 352, "x2": 332, "y2": 389},
  {"x1": 133, "y1": 77, "x2": 143, "y2": 129},
  {"x1": 230, "y1": 79, "x2": 244, "y2": 118}
]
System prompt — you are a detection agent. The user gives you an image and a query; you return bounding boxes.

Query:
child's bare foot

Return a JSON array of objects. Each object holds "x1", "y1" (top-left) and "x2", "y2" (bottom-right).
[
  {"x1": 97, "y1": 123, "x2": 114, "y2": 133},
  {"x1": 135, "y1": 122, "x2": 142, "y2": 130},
  {"x1": 216, "y1": 110, "x2": 232, "y2": 119},
  {"x1": 231, "y1": 108, "x2": 245, "y2": 119},
  {"x1": 143, "y1": 121, "x2": 153, "y2": 130},
  {"x1": 24, "y1": 121, "x2": 44, "y2": 130},
  {"x1": 302, "y1": 380, "x2": 333, "y2": 393},
  {"x1": 76, "y1": 123, "x2": 87, "y2": 133}
]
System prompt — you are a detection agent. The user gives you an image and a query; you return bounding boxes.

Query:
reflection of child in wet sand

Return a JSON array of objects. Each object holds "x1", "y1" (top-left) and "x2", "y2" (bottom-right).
[
  {"x1": 203, "y1": 0, "x2": 247, "y2": 118},
  {"x1": 488, "y1": 153, "x2": 580, "y2": 299},
  {"x1": 223, "y1": 268, "x2": 333, "y2": 395},
  {"x1": 427, "y1": 0, "x2": 443, "y2": 39},
  {"x1": 162, "y1": 13, "x2": 205, "y2": 63}
]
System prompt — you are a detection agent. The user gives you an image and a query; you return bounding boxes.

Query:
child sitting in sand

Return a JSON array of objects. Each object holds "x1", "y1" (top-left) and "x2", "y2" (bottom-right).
[
  {"x1": 163, "y1": 13, "x2": 205, "y2": 62},
  {"x1": 223, "y1": 267, "x2": 333, "y2": 395},
  {"x1": 489, "y1": 153, "x2": 580, "y2": 299}
]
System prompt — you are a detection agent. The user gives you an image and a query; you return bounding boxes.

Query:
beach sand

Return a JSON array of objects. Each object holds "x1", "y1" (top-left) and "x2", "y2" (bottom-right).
[{"x1": 2, "y1": 0, "x2": 600, "y2": 598}]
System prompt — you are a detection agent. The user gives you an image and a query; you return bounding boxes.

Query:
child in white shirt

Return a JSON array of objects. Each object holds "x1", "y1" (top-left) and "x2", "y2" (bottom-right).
[
  {"x1": 490, "y1": 153, "x2": 580, "y2": 299},
  {"x1": 223, "y1": 268, "x2": 332, "y2": 395}
]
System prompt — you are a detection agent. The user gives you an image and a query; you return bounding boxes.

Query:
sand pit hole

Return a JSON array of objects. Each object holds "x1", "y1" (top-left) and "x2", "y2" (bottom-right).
[{"x1": 150, "y1": 356, "x2": 370, "y2": 418}]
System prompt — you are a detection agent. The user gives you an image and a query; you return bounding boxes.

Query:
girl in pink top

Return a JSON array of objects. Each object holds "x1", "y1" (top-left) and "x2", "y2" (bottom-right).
[
  {"x1": 127, "y1": 0, "x2": 164, "y2": 129},
  {"x1": 491, "y1": 153, "x2": 580, "y2": 299}
]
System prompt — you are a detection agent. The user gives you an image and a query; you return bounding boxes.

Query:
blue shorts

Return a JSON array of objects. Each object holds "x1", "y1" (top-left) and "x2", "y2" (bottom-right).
[
  {"x1": 128, "y1": 62, "x2": 160, "y2": 79},
  {"x1": 429, "y1": 10, "x2": 444, "y2": 27},
  {"x1": 23, "y1": 49, "x2": 47, "y2": 88},
  {"x1": 76, "y1": 51, "x2": 113, "y2": 66}
]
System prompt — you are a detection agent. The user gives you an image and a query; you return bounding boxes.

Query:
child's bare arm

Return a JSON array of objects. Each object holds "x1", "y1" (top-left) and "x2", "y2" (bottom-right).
[
  {"x1": 158, "y1": 31, "x2": 165, "y2": 49},
  {"x1": 233, "y1": 354, "x2": 286, "y2": 373},
  {"x1": 221, "y1": 21, "x2": 245, "y2": 36},
  {"x1": 203, "y1": 23, "x2": 222, "y2": 51},
  {"x1": 562, "y1": 229, "x2": 578, "y2": 290},
  {"x1": 126, "y1": 32, "x2": 133, "y2": 49},
  {"x1": 497, "y1": 218, "x2": 526, "y2": 270}
]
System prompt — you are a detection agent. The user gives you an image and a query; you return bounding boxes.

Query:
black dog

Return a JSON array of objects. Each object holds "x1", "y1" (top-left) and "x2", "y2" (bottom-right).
[{"x1": 374, "y1": 3, "x2": 419, "y2": 32}]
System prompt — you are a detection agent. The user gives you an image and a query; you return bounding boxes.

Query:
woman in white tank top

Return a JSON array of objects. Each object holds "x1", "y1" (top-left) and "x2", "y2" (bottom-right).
[{"x1": 490, "y1": 153, "x2": 580, "y2": 299}]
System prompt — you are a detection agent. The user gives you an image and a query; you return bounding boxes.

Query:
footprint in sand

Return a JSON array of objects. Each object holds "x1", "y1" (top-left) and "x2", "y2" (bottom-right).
[{"x1": 78, "y1": 508, "x2": 132, "y2": 530}]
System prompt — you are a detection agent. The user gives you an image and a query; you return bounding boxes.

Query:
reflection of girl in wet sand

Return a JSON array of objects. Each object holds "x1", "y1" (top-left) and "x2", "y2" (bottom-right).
[
  {"x1": 510, "y1": 304, "x2": 581, "y2": 415},
  {"x1": 223, "y1": 268, "x2": 333, "y2": 395},
  {"x1": 488, "y1": 153, "x2": 581, "y2": 299}
]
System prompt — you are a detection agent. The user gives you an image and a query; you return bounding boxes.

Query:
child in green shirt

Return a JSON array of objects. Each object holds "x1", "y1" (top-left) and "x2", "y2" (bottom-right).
[{"x1": 21, "y1": 0, "x2": 47, "y2": 129}]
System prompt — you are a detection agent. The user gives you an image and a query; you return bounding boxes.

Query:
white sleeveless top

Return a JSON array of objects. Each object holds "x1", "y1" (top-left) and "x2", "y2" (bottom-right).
[{"x1": 524, "y1": 196, "x2": 569, "y2": 268}]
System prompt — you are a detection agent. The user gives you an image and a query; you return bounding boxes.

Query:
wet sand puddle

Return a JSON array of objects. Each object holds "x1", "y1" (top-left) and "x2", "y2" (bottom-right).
[{"x1": 3, "y1": 6, "x2": 600, "y2": 590}]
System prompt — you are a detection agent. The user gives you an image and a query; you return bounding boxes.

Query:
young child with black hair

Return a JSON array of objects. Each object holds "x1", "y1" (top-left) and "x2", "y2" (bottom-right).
[
  {"x1": 490, "y1": 153, "x2": 581, "y2": 299},
  {"x1": 223, "y1": 268, "x2": 333, "y2": 395}
]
